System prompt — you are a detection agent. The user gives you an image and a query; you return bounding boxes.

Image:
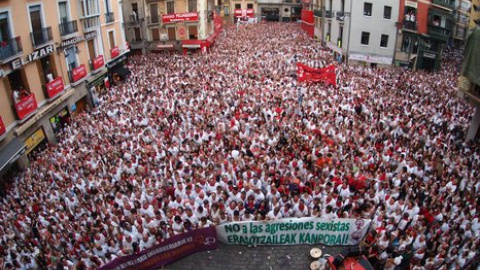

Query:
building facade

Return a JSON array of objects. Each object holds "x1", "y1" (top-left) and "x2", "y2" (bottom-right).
[
  {"x1": 451, "y1": 0, "x2": 471, "y2": 46},
  {"x1": 123, "y1": 0, "x2": 222, "y2": 53},
  {"x1": 394, "y1": 0, "x2": 455, "y2": 71},
  {"x1": 0, "y1": 0, "x2": 129, "y2": 183},
  {"x1": 314, "y1": 0, "x2": 399, "y2": 66},
  {"x1": 257, "y1": 0, "x2": 303, "y2": 22}
]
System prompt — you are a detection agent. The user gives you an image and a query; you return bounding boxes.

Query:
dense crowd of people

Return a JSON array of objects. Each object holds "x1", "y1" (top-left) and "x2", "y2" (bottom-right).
[{"x1": 0, "y1": 23, "x2": 479, "y2": 270}]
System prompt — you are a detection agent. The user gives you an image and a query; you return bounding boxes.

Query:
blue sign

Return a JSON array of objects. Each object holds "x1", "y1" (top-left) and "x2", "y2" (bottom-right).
[{"x1": 71, "y1": 104, "x2": 77, "y2": 112}]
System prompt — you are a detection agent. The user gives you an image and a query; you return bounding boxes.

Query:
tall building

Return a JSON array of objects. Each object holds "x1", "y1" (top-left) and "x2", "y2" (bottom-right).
[
  {"x1": 123, "y1": 0, "x2": 222, "y2": 54},
  {"x1": 315, "y1": 0, "x2": 399, "y2": 66},
  {"x1": 394, "y1": 0, "x2": 455, "y2": 71},
  {"x1": 257, "y1": 0, "x2": 303, "y2": 22},
  {"x1": 0, "y1": 0, "x2": 129, "y2": 182},
  {"x1": 452, "y1": 0, "x2": 471, "y2": 46}
]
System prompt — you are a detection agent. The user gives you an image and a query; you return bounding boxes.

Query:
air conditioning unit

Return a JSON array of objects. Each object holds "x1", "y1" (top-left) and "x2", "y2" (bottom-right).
[{"x1": 160, "y1": 34, "x2": 168, "y2": 41}]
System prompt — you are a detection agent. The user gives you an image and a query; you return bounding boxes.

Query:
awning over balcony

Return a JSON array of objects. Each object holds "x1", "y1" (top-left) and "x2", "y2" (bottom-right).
[
  {"x1": 0, "y1": 138, "x2": 25, "y2": 172},
  {"x1": 461, "y1": 28, "x2": 480, "y2": 86}
]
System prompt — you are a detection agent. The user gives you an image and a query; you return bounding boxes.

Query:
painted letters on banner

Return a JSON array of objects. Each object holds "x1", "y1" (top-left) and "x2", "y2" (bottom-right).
[
  {"x1": 162, "y1": 12, "x2": 199, "y2": 23},
  {"x1": 45, "y1": 77, "x2": 65, "y2": 99},
  {"x1": 216, "y1": 218, "x2": 371, "y2": 246},
  {"x1": 99, "y1": 227, "x2": 218, "y2": 270},
  {"x1": 93, "y1": 55, "x2": 104, "y2": 70},
  {"x1": 72, "y1": 65, "x2": 87, "y2": 82},
  {"x1": 111, "y1": 47, "x2": 120, "y2": 59},
  {"x1": 0, "y1": 116, "x2": 5, "y2": 135},
  {"x1": 297, "y1": 63, "x2": 336, "y2": 87},
  {"x1": 15, "y1": 94, "x2": 38, "y2": 120}
]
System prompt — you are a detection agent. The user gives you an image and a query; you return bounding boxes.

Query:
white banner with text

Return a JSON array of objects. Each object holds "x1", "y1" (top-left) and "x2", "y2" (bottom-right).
[{"x1": 216, "y1": 218, "x2": 371, "y2": 246}]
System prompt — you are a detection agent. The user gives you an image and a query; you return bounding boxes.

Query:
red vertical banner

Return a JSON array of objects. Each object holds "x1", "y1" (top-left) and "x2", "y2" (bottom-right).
[
  {"x1": 301, "y1": 10, "x2": 314, "y2": 38},
  {"x1": 0, "y1": 116, "x2": 5, "y2": 135}
]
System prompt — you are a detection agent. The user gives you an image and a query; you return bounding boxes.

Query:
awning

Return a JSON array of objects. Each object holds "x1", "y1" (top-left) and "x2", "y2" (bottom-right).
[
  {"x1": 0, "y1": 138, "x2": 25, "y2": 172},
  {"x1": 110, "y1": 66, "x2": 131, "y2": 78}
]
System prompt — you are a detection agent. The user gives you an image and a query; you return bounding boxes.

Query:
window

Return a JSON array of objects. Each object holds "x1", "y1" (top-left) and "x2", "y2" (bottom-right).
[
  {"x1": 235, "y1": 4, "x2": 241, "y2": 9},
  {"x1": 401, "y1": 35, "x2": 418, "y2": 53},
  {"x1": 105, "y1": 0, "x2": 112, "y2": 13},
  {"x1": 150, "y1": 4, "x2": 159, "y2": 23},
  {"x1": 363, "y1": 3, "x2": 372, "y2": 16},
  {"x1": 340, "y1": 0, "x2": 345, "y2": 12},
  {"x1": 0, "y1": 12, "x2": 11, "y2": 43},
  {"x1": 380, "y1": 34, "x2": 388, "y2": 47},
  {"x1": 338, "y1": 26, "x2": 343, "y2": 47},
  {"x1": 7, "y1": 69, "x2": 30, "y2": 104},
  {"x1": 188, "y1": 25, "x2": 198, "y2": 39},
  {"x1": 65, "y1": 46, "x2": 78, "y2": 71},
  {"x1": 59, "y1": 1, "x2": 69, "y2": 22},
  {"x1": 167, "y1": 27, "x2": 176, "y2": 40},
  {"x1": 188, "y1": 0, "x2": 197, "y2": 12},
  {"x1": 80, "y1": 0, "x2": 100, "y2": 17},
  {"x1": 108, "y1": 30, "x2": 115, "y2": 50},
  {"x1": 166, "y1": 1, "x2": 175, "y2": 14},
  {"x1": 384, "y1": 6, "x2": 391, "y2": 19},
  {"x1": 37, "y1": 55, "x2": 57, "y2": 84},
  {"x1": 87, "y1": 39, "x2": 96, "y2": 60},
  {"x1": 361, "y1": 31, "x2": 370, "y2": 45},
  {"x1": 247, "y1": 4, "x2": 253, "y2": 9},
  {"x1": 151, "y1": 28, "x2": 160, "y2": 41}
]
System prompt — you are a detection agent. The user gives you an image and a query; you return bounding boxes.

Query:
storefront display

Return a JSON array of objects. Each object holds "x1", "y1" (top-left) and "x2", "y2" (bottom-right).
[{"x1": 24, "y1": 128, "x2": 47, "y2": 161}]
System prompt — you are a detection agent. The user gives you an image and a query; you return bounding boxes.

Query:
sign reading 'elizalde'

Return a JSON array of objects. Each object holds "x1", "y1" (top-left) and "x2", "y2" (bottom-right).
[{"x1": 12, "y1": 44, "x2": 54, "y2": 70}]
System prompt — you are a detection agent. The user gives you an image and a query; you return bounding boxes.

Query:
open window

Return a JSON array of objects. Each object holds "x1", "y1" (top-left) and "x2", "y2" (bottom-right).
[{"x1": 6, "y1": 69, "x2": 30, "y2": 104}]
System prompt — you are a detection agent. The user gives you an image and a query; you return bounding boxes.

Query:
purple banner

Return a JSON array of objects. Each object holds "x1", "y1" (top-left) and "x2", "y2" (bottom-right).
[{"x1": 99, "y1": 227, "x2": 218, "y2": 270}]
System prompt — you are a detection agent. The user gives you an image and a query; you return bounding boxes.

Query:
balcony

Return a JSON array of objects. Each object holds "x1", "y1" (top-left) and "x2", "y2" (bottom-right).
[
  {"x1": 403, "y1": 21, "x2": 417, "y2": 31},
  {"x1": 81, "y1": 16, "x2": 100, "y2": 31},
  {"x1": 30, "y1": 27, "x2": 53, "y2": 48},
  {"x1": 127, "y1": 14, "x2": 144, "y2": 26},
  {"x1": 69, "y1": 64, "x2": 87, "y2": 84},
  {"x1": 14, "y1": 93, "x2": 38, "y2": 120},
  {"x1": 147, "y1": 15, "x2": 160, "y2": 25},
  {"x1": 59, "y1": 20, "x2": 79, "y2": 37},
  {"x1": 432, "y1": 0, "x2": 455, "y2": 10},
  {"x1": 325, "y1": 10, "x2": 332, "y2": 18},
  {"x1": 336, "y1": 11, "x2": 345, "y2": 21},
  {"x1": 105, "y1": 12, "x2": 115, "y2": 24},
  {"x1": 428, "y1": 24, "x2": 451, "y2": 41},
  {"x1": 44, "y1": 77, "x2": 65, "y2": 99},
  {"x1": 0, "y1": 37, "x2": 23, "y2": 62}
]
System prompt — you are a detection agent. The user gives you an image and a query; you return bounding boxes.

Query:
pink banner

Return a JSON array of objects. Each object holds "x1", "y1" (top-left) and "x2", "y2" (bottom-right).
[
  {"x1": 0, "y1": 116, "x2": 5, "y2": 135},
  {"x1": 72, "y1": 64, "x2": 87, "y2": 82},
  {"x1": 46, "y1": 77, "x2": 65, "y2": 99},
  {"x1": 15, "y1": 94, "x2": 37, "y2": 120},
  {"x1": 99, "y1": 227, "x2": 218, "y2": 270},
  {"x1": 297, "y1": 63, "x2": 336, "y2": 87},
  {"x1": 162, "y1": 12, "x2": 199, "y2": 23},
  {"x1": 93, "y1": 55, "x2": 104, "y2": 70}
]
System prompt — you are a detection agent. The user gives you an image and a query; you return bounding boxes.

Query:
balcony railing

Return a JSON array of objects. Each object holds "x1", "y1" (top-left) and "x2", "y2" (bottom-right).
[
  {"x1": 81, "y1": 16, "x2": 100, "y2": 30},
  {"x1": 336, "y1": 11, "x2": 345, "y2": 21},
  {"x1": 30, "y1": 27, "x2": 53, "y2": 48},
  {"x1": 432, "y1": 0, "x2": 455, "y2": 10},
  {"x1": 325, "y1": 10, "x2": 332, "y2": 18},
  {"x1": 147, "y1": 15, "x2": 160, "y2": 24},
  {"x1": 428, "y1": 24, "x2": 451, "y2": 41},
  {"x1": 0, "y1": 37, "x2": 23, "y2": 61},
  {"x1": 403, "y1": 21, "x2": 418, "y2": 31},
  {"x1": 59, "y1": 20, "x2": 79, "y2": 37},
  {"x1": 105, "y1": 12, "x2": 115, "y2": 23}
]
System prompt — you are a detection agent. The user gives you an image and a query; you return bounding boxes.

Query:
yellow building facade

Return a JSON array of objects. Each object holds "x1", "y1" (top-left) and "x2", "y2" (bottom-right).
[{"x1": 0, "y1": 0, "x2": 129, "y2": 180}]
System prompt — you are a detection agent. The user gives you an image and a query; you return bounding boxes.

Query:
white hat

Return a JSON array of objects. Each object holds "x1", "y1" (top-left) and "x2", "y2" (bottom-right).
[{"x1": 394, "y1": 257, "x2": 402, "y2": 265}]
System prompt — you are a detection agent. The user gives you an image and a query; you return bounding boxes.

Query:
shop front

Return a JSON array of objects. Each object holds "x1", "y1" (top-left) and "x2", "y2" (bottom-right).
[
  {"x1": 24, "y1": 127, "x2": 48, "y2": 162},
  {"x1": 86, "y1": 69, "x2": 108, "y2": 105},
  {"x1": 107, "y1": 55, "x2": 130, "y2": 86},
  {"x1": 49, "y1": 107, "x2": 71, "y2": 137}
]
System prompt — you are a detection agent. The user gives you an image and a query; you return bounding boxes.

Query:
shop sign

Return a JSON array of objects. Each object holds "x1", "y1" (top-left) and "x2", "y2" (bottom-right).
[
  {"x1": 423, "y1": 52, "x2": 436, "y2": 59},
  {"x1": 405, "y1": 0, "x2": 418, "y2": 8},
  {"x1": 71, "y1": 103, "x2": 77, "y2": 112},
  {"x1": 24, "y1": 128, "x2": 45, "y2": 155},
  {"x1": 92, "y1": 55, "x2": 104, "y2": 70},
  {"x1": 72, "y1": 64, "x2": 87, "y2": 82},
  {"x1": 58, "y1": 36, "x2": 85, "y2": 50},
  {"x1": 348, "y1": 54, "x2": 392, "y2": 65},
  {"x1": 0, "y1": 116, "x2": 5, "y2": 136},
  {"x1": 46, "y1": 77, "x2": 65, "y2": 99},
  {"x1": 12, "y1": 44, "x2": 55, "y2": 70},
  {"x1": 111, "y1": 46, "x2": 120, "y2": 59},
  {"x1": 162, "y1": 12, "x2": 199, "y2": 23},
  {"x1": 15, "y1": 94, "x2": 38, "y2": 120},
  {"x1": 84, "y1": 31, "x2": 97, "y2": 40}
]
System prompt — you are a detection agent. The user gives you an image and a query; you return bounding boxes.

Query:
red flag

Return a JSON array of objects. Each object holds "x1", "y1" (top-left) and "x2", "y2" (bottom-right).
[{"x1": 297, "y1": 63, "x2": 336, "y2": 87}]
